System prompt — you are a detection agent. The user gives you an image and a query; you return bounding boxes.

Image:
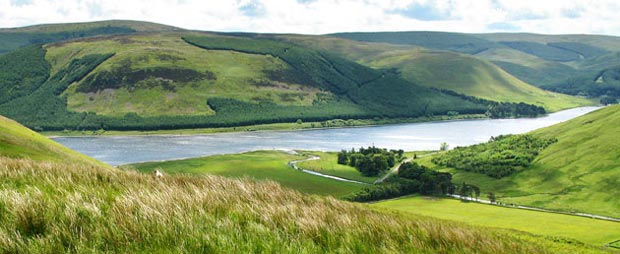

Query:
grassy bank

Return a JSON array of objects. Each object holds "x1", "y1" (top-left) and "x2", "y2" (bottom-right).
[
  {"x1": 418, "y1": 105, "x2": 620, "y2": 218},
  {"x1": 0, "y1": 156, "x2": 609, "y2": 253},
  {"x1": 372, "y1": 196, "x2": 620, "y2": 247},
  {"x1": 127, "y1": 150, "x2": 364, "y2": 197},
  {"x1": 295, "y1": 151, "x2": 378, "y2": 183}
]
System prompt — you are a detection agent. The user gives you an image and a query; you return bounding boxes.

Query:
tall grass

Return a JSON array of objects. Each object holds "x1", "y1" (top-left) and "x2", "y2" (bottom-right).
[{"x1": 0, "y1": 156, "x2": 604, "y2": 253}]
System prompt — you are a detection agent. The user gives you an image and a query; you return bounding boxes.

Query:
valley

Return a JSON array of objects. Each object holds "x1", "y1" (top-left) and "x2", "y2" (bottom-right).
[{"x1": 1, "y1": 18, "x2": 619, "y2": 253}]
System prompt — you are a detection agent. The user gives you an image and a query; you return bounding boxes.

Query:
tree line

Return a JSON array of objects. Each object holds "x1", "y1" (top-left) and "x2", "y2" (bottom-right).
[
  {"x1": 343, "y1": 161, "x2": 478, "y2": 202},
  {"x1": 337, "y1": 146, "x2": 404, "y2": 176},
  {"x1": 431, "y1": 134, "x2": 557, "y2": 178}
]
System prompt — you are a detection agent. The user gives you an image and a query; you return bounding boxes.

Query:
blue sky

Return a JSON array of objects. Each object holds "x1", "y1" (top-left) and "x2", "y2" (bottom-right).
[{"x1": 1, "y1": 0, "x2": 619, "y2": 36}]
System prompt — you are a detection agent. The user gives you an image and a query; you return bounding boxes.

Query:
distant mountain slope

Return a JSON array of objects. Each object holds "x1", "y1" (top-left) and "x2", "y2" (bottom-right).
[
  {"x1": 332, "y1": 31, "x2": 620, "y2": 98},
  {"x1": 0, "y1": 20, "x2": 177, "y2": 54},
  {"x1": 0, "y1": 31, "x2": 488, "y2": 131},
  {"x1": 283, "y1": 35, "x2": 591, "y2": 112},
  {"x1": 332, "y1": 31, "x2": 501, "y2": 54},
  {"x1": 425, "y1": 105, "x2": 620, "y2": 217},
  {"x1": 0, "y1": 114, "x2": 106, "y2": 167}
]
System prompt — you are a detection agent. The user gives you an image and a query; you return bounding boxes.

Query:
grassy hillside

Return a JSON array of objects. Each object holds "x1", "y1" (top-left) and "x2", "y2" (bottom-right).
[
  {"x1": 476, "y1": 33, "x2": 620, "y2": 52},
  {"x1": 0, "y1": 109, "x2": 610, "y2": 253},
  {"x1": 49, "y1": 33, "x2": 314, "y2": 116},
  {"x1": 360, "y1": 50, "x2": 590, "y2": 111},
  {"x1": 296, "y1": 151, "x2": 378, "y2": 183},
  {"x1": 0, "y1": 156, "x2": 607, "y2": 253},
  {"x1": 331, "y1": 31, "x2": 620, "y2": 98},
  {"x1": 0, "y1": 31, "x2": 489, "y2": 131},
  {"x1": 0, "y1": 115, "x2": 106, "y2": 167},
  {"x1": 127, "y1": 150, "x2": 363, "y2": 197},
  {"x1": 331, "y1": 31, "x2": 501, "y2": 54},
  {"x1": 421, "y1": 105, "x2": 620, "y2": 217},
  {"x1": 0, "y1": 20, "x2": 176, "y2": 54},
  {"x1": 373, "y1": 196, "x2": 620, "y2": 247},
  {"x1": 0, "y1": 120, "x2": 599, "y2": 253},
  {"x1": 284, "y1": 35, "x2": 592, "y2": 111}
]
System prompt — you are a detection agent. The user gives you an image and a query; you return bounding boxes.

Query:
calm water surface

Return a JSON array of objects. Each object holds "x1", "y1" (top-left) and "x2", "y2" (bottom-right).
[{"x1": 54, "y1": 107, "x2": 600, "y2": 166}]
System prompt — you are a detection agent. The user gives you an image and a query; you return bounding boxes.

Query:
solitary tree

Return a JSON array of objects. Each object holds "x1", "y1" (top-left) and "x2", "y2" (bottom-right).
[
  {"x1": 440, "y1": 142, "x2": 449, "y2": 151},
  {"x1": 471, "y1": 185, "x2": 480, "y2": 200},
  {"x1": 337, "y1": 150, "x2": 348, "y2": 165},
  {"x1": 487, "y1": 192, "x2": 496, "y2": 203}
]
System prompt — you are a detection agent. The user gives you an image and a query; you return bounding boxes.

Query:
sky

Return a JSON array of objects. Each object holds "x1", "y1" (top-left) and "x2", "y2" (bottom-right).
[{"x1": 1, "y1": 0, "x2": 619, "y2": 36}]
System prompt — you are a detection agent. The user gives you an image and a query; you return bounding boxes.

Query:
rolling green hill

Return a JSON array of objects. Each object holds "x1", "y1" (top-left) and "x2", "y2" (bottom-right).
[
  {"x1": 0, "y1": 117, "x2": 604, "y2": 253},
  {"x1": 2, "y1": 21, "x2": 616, "y2": 132},
  {"x1": 283, "y1": 35, "x2": 592, "y2": 111},
  {"x1": 332, "y1": 31, "x2": 502, "y2": 54},
  {"x1": 0, "y1": 30, "x2": 491, "y2": 131},
  {"x1": 422, "y1": 105, "x2": 620, "y2": 217},
  {"x1": 332, "y1": 31, "x2": 620, "y2": 99},
  {"x1": 0, "y1": 114, "x2": 106, "y2": 167},
  {"x1": 0, "y1": 20, "x2": 177, "y2": 54}
]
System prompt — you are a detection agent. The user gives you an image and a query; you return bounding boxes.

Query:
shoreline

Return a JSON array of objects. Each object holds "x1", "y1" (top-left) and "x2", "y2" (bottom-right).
[
  {"x1": 44, "y1": 105, "x2": 602, "y2": 138},
  {"x1": 44, "y1": 114, "x2": 489, "y2": 138}
]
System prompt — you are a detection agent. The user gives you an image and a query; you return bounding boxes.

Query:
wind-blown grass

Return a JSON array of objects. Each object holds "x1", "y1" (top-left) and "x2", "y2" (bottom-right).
[{"x1": 0, "y1": 156, "x2": 608, "y2": 253}]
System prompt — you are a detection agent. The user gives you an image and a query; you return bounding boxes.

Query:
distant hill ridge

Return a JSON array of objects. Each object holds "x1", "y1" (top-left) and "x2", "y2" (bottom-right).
[{"x1": 0, "y1": 20, "x2": 604, "y2": 131}]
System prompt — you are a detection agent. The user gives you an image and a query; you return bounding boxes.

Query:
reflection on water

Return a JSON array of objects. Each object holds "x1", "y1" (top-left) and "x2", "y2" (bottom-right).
[{"x1": 54, "y1": 107, "x2": 600, "y2": 166}]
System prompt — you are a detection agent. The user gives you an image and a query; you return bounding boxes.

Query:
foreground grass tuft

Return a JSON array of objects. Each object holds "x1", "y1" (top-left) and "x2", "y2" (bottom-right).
[{"x1": 0, "y1": 156, "x2": 607, "y2": 253}]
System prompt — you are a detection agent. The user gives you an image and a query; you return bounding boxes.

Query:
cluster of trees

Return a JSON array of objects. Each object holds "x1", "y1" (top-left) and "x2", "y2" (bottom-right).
[
  {"x1": 337, "y1": 147, "x2": 404, "y2": 176},
  {"x1": 436, "y1": 89, "x2": 546, "y2": 118},
  {"x1": 456, "y1": 182, "x2": 480, "y2": 200},
  {"x1": 486, "y1": 102, "x2": 546, "y2": 118},
  {"x1": 431, "y1": 134, "x2": 558, "y2": 178},
  {"x1": 344, "y1": 162, "x2": 456, "y2": 202},
  {"x1": 0, "y1": 45, "x2": 50, "y2": 105},
  {"x1": 542, "y1": 67, "x2": 620, "y2": 100},
  {"x1": 601, "y1": 96, "x2": 618, "y2": 105}
]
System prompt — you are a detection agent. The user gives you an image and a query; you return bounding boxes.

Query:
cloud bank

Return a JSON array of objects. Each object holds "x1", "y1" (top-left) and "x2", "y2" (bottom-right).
[{"x1": 1, "y1": 0, "x2": 619, "y2": 35}]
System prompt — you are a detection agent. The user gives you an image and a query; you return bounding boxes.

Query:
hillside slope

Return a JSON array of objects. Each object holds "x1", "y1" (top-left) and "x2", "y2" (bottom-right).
[
  {"x1": 0, "y1": 31, "x2": 488, "y2": 131},
  {"x1": 0, "y1": 114, "x2": 106, "y2": 167},
  {"x1": 284, "y1": 35, "x2": 591, "y2": 111},
  {"x1": 0, "y1": 20, "x2": 177, "y2": 54},
  {"x1": 332, "y1": 31, "x2": 620, "y2": 97},
  {"x1": 0, "y1": 122, "x2": 605, "y2": 253},
  {"x1": 424, "y1": 105, "x2": 620, "y2": 217}
]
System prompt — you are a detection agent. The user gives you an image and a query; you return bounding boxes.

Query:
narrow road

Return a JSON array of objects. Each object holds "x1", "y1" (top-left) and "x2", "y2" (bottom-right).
[
  {"x1": 288, "y1": 154, "x2": 367, "y2": 184},
  {"x1": 374, "y1": 157, "x2": 413, "y2": 184},
  {"x1": 374, "y1": 152, "x2": 439, "y2": 184}
]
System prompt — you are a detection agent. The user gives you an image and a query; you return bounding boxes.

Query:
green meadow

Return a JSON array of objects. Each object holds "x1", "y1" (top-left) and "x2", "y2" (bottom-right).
[
  {"x1": 296, "y1": 151, "x2": 378, "y2": 183},
  {"x1": 128, "y1": 150, "x2": 363, "y2": 197},
  {"x1": 418, "y1": 105, "x2": 620, "y2": 218},
  {"x1": 372, "y1": 196, "x2": 620, "y2": 247}
]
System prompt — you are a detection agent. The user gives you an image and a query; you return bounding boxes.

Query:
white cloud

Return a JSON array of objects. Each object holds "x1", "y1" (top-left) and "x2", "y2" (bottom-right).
[{"x1": 0, "y1": 0, "x2": 619, "y2": 36}]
